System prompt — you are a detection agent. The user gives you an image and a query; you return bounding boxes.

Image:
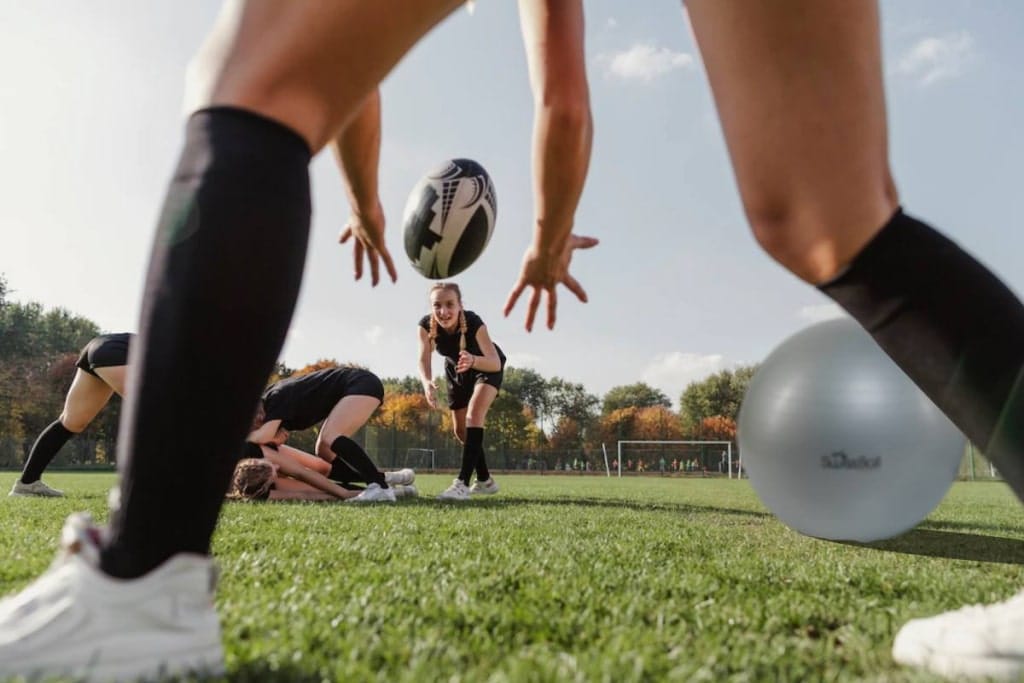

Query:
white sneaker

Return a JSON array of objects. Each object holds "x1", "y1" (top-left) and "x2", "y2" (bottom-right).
[
  {"x1": 469, "y1": 477, "x2": 499, "y2": 495},
  {"x1": 437, "y1": 478, "x2": 471, "y2": 501},
  {"x1": 348, "y1": 482, "x2": 397, "y2": 503},
  {"x1": 392, "y1": 484, "x2": 419, "y2": 499},
  {"x1": 892, "y1": 589, "x2": 1024, "y2": 681},
  {"x1": 9, "y1": 478, "x2": 65, "y2": 497},
  {"x1": 384, "y1": 468, "x2": 416, "y2": 486},
  {"x1": 0, "y1": 512, "x2": 224, "y2": 683}
]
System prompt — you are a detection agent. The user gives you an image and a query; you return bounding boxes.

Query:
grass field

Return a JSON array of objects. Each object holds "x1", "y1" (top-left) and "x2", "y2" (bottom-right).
[{"x1": 1, "y1": 472, "x2": 1021, "y2": 682}]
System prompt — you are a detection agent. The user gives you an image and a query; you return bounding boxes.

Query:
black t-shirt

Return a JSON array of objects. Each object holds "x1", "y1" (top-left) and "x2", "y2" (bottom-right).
[
  {"x1": 418, "y1": 310, "x2": 504, "y2": 364},
  {"x1": 261, "y1": 367, "x2": 380, "y2": 431}
]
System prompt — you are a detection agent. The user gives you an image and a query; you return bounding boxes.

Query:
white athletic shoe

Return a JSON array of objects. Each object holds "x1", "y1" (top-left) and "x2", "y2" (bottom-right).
[
  {"x1": 348, "y1": 482, "x2": 397, "y2": 503},
  {"x1": 892, "y1": 589, "x2": 1024, "y2": 681},
  {"x1": 469, "y1": 477, "x2": 499, "y2": 495},
  {"x1": 437, "y1": 478, "x2": 471, "y2": 501},
  {"x1": 0, "y1": 512, "x2": 224, "y2": 683},
  {"x1": 9, "y1": 478, "x2": 65, "y2": 497},
  {"x1": 390, "y1": 484, "x2": 419, "y2": 499}
]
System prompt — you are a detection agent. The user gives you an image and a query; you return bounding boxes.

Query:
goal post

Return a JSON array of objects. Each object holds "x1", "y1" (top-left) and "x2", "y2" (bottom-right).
[
  {"x1": 404, "y1": 448, "x2": 436, "y2": 471},
  {"x1": 616, "y1": 440, "x2": 736, "y2": 478}
]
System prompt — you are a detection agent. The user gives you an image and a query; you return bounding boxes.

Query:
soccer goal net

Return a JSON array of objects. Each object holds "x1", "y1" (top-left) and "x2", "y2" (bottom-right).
[
  {"x1": 402, "y1": 448, "x2": 436, "y2": 471},
  {"x1": 615, "y1": 440, "x2": 738, "y2": 478}
]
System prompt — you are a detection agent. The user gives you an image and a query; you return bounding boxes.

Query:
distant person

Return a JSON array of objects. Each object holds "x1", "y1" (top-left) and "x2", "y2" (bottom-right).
[
  {"x1": 418, "y1": 282, "x2": 505, "y2": 500},
  {"x1": 10, "y1": 332, "x2": 133, "y2": 497}
]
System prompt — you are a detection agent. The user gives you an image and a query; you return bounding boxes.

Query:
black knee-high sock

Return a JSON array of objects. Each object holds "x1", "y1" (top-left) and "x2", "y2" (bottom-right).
[
  {"x1": 458, "y1": 427, "x2": 485, "y2": 485},
  {"x1": 819, "y1": 208, "x2": 1024, "y2": 499},
  {"x1": 469, "y1": 427, "x2": 490, "y2": 481},
  {"x1": 20, "y1": 420, "x2": 74, "y2": 483},
  {"x1": 101, "y1": 108, "x2": 311, "y2": 578},
  {"x1": 330, "y1": 436, "x2": 386, "y2": 487}
]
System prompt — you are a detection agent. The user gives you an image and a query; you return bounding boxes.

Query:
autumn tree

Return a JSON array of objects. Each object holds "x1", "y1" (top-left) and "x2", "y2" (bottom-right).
[
  {"x1": 633, "y1": 406, "x2": 685, "y2": 441},
  {"x1": 700, "y1": 415, "x2": 737, "y2": 441}
]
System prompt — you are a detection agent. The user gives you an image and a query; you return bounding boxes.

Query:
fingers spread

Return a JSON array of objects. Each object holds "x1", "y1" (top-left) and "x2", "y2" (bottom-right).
[
  {"x1": 546, "y1": 287, "x2": 557, "y2": 330},
  {"x1": 565, "y1": 274, "x2": 588, "y2": 303},
  {"x1": 504, "y1": 282, "x2": 526, "y2": 318}
]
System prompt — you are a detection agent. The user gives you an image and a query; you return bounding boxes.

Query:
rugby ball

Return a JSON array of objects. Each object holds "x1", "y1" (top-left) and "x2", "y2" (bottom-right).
[{"x1": 402, "y1": 158, "x2": 497, "y2": 279}]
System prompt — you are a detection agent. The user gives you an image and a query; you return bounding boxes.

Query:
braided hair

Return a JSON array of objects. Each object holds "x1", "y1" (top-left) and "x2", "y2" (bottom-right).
[
  {"x1": 226, "y1": 458, "x2": 275, "y2": 501},
  {"x1": 428, "y1": 282, "x2": 468, "y2": 353}
]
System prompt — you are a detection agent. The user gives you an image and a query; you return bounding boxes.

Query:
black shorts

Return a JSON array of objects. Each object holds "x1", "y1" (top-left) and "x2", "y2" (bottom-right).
[
  {"x1": 445, "y1": 354, "x2": 506, "y2": 410},
  {"x1": 75, "y1": 333, "x2": 132, "y2": 378}
]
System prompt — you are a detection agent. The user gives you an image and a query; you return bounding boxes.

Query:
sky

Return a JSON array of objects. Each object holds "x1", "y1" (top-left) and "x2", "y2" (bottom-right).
[{"x1": 2, "y1": 1, "x2": 1023, "y2": 408}]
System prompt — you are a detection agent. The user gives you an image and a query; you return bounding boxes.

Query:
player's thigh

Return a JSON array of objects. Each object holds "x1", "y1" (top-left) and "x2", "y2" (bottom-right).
[
  {"x1": 60, "y1": 370, "x2": 115, "y2": 432},
  {"x1": 319, "y1": 394, "x2": 381, "y2": 443},
  {"x1": 93, "y1": 365, "x2": 128, "y2": 397},
  {"x1": 190, "y1": 0, "x2": 465, "y2": 153},
  {"x1": 466, "y1": 384, "x2": 498, "y2": 427},
  {"x1": 686, "y1": 0, "x2": 897, "y2": 280}
]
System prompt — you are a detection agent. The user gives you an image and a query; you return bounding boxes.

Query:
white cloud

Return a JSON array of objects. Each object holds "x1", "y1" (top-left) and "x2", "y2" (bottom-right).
[
  {"x1": 895, "y1": 32, "x2": 974, "y2": 86},
  {"x1": 364, "y1": 325, "x2": 384, "y2": 345},
  {"x1": 641, "y1": 351, "x2": 728, "y2": 404},
  {"x1": 505, "y1": 351, "x2": 542, "y2": 369},
  {"x1": 796, "y1": 303, "x2": 846, "y2": 324},
  {"x1": 606, "y1": 17, "x2": 618, "y2": 30},
  {"x1": 599, "y1": 43, "x2": 695, "y2": 83}
]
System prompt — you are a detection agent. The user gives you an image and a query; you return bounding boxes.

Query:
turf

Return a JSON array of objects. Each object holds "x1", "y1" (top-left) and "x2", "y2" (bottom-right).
[{"x1": 0, "y1": 472, "x2": 1021, "y2": 682}]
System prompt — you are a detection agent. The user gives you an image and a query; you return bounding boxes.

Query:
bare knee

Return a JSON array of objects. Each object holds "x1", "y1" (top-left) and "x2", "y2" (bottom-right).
[
  {"x1": 744, "y1": 189, "x2": 897, "y2": 284},
  {"x1": 58, "y1": 413, "x2": 89, "y2": 434}
]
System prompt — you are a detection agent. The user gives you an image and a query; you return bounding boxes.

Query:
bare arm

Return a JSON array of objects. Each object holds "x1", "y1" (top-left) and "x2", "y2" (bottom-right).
[
  {"x1": 504, "y1": 0, "x2": 599, "y2": 331},
  {"x1": 247, "y1": 419, "x2": 283, "y2": 445},
  {"x1": 269, "y1": 477, "x2": 341, "y2": 502},
  {"x1": 332, "y1": 88, "x2": 397, "y2": 285},
  {"x1": 417, "y1": 326, "x2": 439, "y2": 409},
  {"x1": 456, "y1": 325, "x2": 501, "y2": 373},
  {"x1": 260, "y1": 445, "x2": 356, "y2": 500}
]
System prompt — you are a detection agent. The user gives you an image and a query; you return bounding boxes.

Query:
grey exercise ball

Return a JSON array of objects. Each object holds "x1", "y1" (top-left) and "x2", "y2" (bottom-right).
[{"x1": 738, "y1": 317, "x2": 965, "y2": 542}]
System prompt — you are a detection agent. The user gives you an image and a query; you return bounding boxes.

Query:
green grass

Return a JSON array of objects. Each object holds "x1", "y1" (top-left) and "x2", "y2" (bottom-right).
[{"x1": 1, "y1": 472, "x2": 1021, "y2": 682}]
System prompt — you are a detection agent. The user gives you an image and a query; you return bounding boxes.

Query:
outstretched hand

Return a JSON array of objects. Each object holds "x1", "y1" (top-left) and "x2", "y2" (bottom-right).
[
  {"x1": 503, "y1": 233, "x2": 599, "y2": 331},
  {"x1": 338, "y1": 202, "x2": 397, "y2": 286}
]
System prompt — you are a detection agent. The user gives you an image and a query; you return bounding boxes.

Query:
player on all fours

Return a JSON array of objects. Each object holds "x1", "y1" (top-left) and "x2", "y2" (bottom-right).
[
  {"x1": 0, "y1": 1, "x2": 1022, "y2": 682},
  {"x1": 11, "y1": 333, "x2": 134, "y2": 498}
]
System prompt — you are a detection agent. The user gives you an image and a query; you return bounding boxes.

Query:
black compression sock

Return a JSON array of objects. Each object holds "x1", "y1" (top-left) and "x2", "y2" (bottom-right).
[
  {"x1": 328, "y1": 456, "x2": 361, "y2": 484},
  {"x1": 20, "y1": 420, "x2": 74, "y2": 484},
  {"x1": 457, "y1": 427, "x2": 484, "y2": 485},
  {"x1": 819, "y1": 208, "x2": 1024, "y2": 499},
  {"x1": 330, "y1": 435, "x2": 386, "y2": 487},
  {"x1": 468, "y1": 427, "x2": 490, "y2": 481},
  {"x1": 102, "y1": 108, "x2": 312, "y2": 578}
]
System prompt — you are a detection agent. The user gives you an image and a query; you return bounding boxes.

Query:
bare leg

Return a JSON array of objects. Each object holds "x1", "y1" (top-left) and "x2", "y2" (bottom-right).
[
  {"x1": 451, "y1": 408, "x2": 467, "y2": 444},
  {"x1": 686, "y1": 0, "x2": 897, "y2": 283},
  {"x1": 465, "y1": 384, "x2": 498, "y2": 428},
  {"x1": 60, "y1": 370, "x2": 116, "y2": 433},
  {"x1": 316, "y1": 395, "x2": 385, "y2": 487},
  {"x1": 315, "y1": 395, "x2": 381, "y2": 458}
]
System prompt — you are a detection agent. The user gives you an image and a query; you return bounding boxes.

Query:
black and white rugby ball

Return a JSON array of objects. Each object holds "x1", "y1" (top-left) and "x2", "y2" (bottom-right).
[{"x1": 402, "y1": 158, "x2": 497, "y2": 279}]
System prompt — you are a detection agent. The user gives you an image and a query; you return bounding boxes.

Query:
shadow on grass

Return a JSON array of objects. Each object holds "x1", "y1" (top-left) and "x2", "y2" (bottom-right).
[
  {"x1": 404, "y1": 493, "x2": 775, "y2": 521},
  {"x1": 852, "y1": 529, "x2": 1024, "y2": 565},
  {"x1": 224, "y1": 662, "x2": 343, "y2": 683}
]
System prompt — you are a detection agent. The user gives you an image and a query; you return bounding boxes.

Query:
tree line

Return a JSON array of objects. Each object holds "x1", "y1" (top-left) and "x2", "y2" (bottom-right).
[{"x1": 0, "y1": 274, "x2": 757, "y2": 469}]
